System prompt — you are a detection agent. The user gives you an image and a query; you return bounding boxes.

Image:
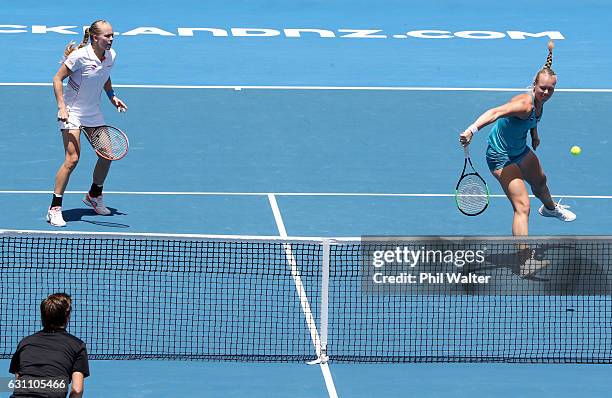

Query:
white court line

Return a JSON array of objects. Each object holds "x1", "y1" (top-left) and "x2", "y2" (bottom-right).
[
  {"x1": 1, "y1": 82, "x2": 612, "y2": 92},
  {"x1": 1, "y1": 190, "x2": 611, "y2": 199},
  {"x1": 267, "y1": 194, "x2": 339, "y2": 398},
  {"x1": 268, "y1": 194, "x2": 289, "y2": 237}
]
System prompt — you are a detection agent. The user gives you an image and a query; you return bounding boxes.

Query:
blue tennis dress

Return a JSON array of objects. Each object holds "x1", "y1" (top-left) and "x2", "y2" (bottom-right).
[{"x1": 486, "y1": 94, "x2": 541, "y2": 171}]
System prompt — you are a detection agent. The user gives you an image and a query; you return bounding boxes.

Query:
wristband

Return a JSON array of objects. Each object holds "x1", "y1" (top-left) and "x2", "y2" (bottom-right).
[
  {"x1": 106, "y1": 89, "x2": 115, "y2": 100},
  {"x1": 467, "y1": 124, "x2": 479, "y2": 134}
]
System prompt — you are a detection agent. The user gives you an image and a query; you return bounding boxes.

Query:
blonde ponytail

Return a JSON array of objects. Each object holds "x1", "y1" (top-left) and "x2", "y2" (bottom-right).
[
  {"x1": 61, "y1": 20, "x2": 107, "y2": 59},
  {"x1": 544, "y1": 39, "x2": 554, "y2": 69},
  {"x1": 533, "y1": 39, "x2": 556, "y2": 85}
]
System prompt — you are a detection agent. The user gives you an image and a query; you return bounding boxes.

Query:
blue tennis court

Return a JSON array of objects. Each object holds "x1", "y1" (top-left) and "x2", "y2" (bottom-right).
[{"x1": 2, "y1": 1, "x2": 612, "y2": 396}]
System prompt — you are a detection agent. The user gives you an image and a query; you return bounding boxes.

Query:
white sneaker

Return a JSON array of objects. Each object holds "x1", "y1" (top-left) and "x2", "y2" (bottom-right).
[
  {"x1": 83, "y1": 193, "x2": 111, "y2": 215},
  {"x1": 538, "y1": 203, "x2": 576, "y2": 222},
  {"x1": 46, "y1": 206, "x2": 66, "y2": 227}
]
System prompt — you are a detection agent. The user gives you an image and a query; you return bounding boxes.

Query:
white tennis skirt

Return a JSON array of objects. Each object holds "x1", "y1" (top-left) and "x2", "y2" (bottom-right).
[{"x1": 58, "y1": 111, "x2": 105, "y2": 131}]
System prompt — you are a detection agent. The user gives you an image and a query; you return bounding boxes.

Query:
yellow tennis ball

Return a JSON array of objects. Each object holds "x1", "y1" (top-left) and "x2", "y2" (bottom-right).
[{"x1": 570, "y1": 145, "x2": 582, "y2": 156}]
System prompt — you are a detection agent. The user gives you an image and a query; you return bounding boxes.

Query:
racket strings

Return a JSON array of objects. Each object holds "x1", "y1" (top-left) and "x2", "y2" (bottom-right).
[
  {"x1": 456, "y1": 175, "x2": 488, "y2": 215},
  {"x1": 89, "y1": 127, "x2": 128, "y2": 159}
]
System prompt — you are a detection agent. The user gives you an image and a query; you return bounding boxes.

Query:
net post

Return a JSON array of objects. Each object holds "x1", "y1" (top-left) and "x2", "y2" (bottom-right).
[{"x1": 319, "y1": 239, "x2": 331, "y2": 363}]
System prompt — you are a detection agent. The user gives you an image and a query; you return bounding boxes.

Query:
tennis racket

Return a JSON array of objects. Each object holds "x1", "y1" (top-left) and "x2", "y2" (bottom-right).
[
  {"x1": 81, "y1": 125, "x2": 129, "y2": 161},
  {"x1": 455, "y1": 145, "x2": 489, "y2": 216}
]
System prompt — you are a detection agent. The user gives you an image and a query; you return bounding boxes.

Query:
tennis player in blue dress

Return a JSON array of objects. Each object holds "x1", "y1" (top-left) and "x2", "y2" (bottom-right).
[{"x1": 459, "y1": 40, "x2": 575, "y2": 236}]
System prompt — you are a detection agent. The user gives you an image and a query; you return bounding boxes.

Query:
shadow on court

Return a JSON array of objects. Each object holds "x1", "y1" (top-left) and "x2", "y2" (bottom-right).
[{"x1": 63, "y1": 208, "x2": 130, "y2": 229}]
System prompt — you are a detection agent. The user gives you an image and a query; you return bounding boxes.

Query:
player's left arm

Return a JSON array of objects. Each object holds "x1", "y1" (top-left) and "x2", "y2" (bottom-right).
[
  {"x1": 103, "y1": 77, "x2": 128, "y2": 112},
  {"x1": 530, "y1": 127, "x2": 540, "y2": 150}
]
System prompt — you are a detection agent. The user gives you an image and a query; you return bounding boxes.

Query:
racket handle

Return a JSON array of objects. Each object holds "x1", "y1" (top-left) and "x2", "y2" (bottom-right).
[{"x1": 463, "y1": 145, "x2": 470, "y2": 159}]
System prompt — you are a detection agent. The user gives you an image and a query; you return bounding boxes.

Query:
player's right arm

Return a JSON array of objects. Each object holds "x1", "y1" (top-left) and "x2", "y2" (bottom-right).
[
  {"x1": 459, "y1": 94, "x2": 533, "y2": 145},
  {"x1": 53, "y1": 64, "x2": 72, "y2": 122}
]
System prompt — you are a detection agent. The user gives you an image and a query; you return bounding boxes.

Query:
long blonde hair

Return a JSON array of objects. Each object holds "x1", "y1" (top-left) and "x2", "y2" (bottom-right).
[
  {"x1": 534, "y1": 40, "x2": 556, "y2": 85},
  {"x1": 63, "y1": 20, "x2": 108, "y2": 58}
]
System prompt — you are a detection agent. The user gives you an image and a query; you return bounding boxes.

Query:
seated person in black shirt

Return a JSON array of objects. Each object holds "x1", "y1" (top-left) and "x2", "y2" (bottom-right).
[{"x1": 9, "y1": 293, "x2": 89, "y2": 398}]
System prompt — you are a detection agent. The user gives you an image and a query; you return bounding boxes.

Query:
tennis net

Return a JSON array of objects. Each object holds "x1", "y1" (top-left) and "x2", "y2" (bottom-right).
[{"x1": 1, "y1": 230, "x2": 611, "y2": 363}]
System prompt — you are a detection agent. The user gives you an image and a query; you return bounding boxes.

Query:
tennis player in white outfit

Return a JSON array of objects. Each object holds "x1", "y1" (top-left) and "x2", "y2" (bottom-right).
[{"x1": 49, "y1": 20, "x2": 127, "y2": 227}]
